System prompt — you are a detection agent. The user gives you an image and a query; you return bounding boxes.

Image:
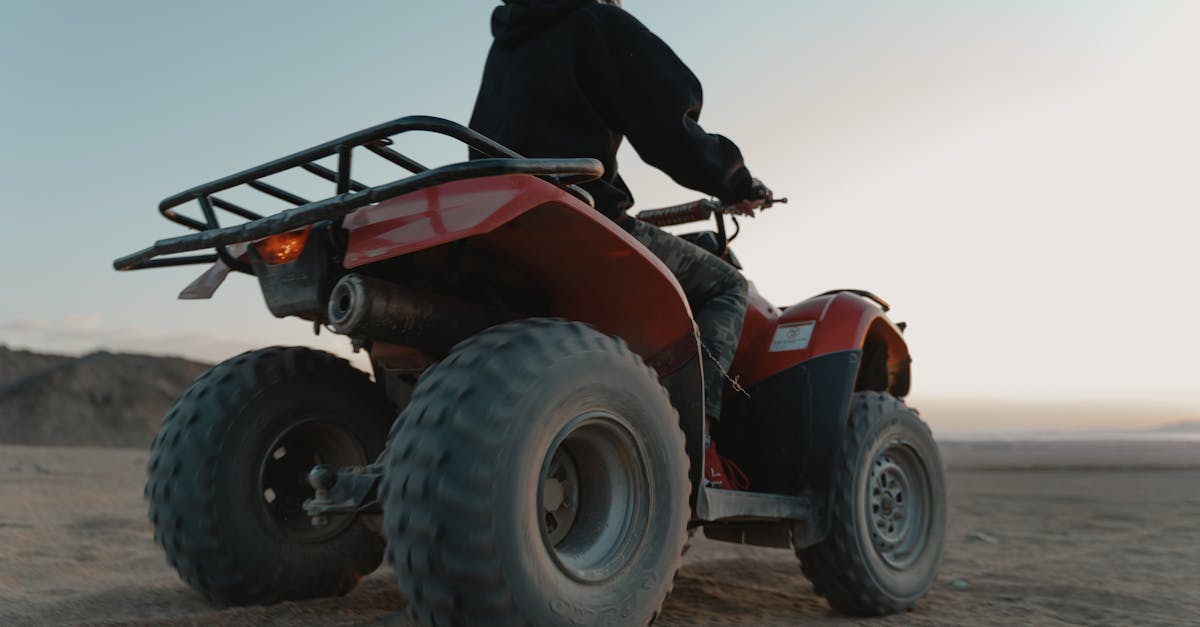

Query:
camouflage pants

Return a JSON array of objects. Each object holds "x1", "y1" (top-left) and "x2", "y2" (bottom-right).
[{"x1": 627, "y1": 220, "x2": 748, "y2": 420}]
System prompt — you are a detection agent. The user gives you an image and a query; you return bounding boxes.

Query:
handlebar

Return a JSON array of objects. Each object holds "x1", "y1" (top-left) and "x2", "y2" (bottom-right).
[
  {"x1": 635, "y1": 197, "x2": 787, "y2": 228},
  {"x1": 634, "y1": 199, "x2": 718, "y2": 227}
]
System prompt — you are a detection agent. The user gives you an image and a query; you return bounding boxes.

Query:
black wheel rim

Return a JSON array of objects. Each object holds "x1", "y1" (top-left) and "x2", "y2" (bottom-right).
[
  {"x1": 866, "y1": 439, "x2": 932, "y2": 569},
  {"x1": 258, "y1": 418, "x2": 367, "y2": 543},
  {"x1": 538, "y1": 411, "x2": 650, "y2": 584}
]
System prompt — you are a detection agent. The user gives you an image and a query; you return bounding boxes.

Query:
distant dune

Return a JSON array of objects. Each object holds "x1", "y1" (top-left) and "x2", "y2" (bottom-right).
[
  {"x1": 0, "y1": 345, "x2": 72, "y2": 385},
  {"x1": 913, "y1": 397, "x2": 1200, "y2": 435},
  {"x1": 1153, "y1": 419, "x2": 1200, "y2": 433},
  {"x1": 0, "y1": 346, "x2": 209, "y2": 447}
]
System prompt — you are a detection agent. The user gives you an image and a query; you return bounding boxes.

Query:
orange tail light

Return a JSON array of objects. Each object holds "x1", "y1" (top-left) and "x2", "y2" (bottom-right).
[{"x1": 253, "y1": 227, "x2": 311, "y2": 265}]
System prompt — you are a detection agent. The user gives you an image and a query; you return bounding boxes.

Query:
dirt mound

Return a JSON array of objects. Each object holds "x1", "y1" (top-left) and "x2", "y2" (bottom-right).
[
  {"x1": 0, "y1": 347, "x2": 210, "y2": 447},
  {"x1": 0, "y1": 345, "x2": 72, "y2": 387}
]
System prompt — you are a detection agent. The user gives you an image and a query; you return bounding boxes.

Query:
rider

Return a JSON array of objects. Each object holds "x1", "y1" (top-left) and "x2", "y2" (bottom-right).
[{"x1": 470, "y1": 0, "x2": 771, "y2": 489}]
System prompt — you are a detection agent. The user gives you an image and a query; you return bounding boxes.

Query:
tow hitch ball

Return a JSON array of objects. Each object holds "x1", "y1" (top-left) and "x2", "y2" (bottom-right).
[{"x1": 304, "y1": 463, "x2": 384, "y2": 526}]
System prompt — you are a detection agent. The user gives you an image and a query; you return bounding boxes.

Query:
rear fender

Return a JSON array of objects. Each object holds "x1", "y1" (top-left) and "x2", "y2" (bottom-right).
[
  {"x1": 343, "y1": 174, "x2": 551, "y2": 268},
  {"x1": 343, "y1": 174, "x2": 707, "y2": 509},
  {"x1": 343, "y1": 175, "x2": 695, "y2": 362}
]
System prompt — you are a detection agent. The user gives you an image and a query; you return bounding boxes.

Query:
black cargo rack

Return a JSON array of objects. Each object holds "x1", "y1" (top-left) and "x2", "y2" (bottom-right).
[{"x1": 113, "y1": 115, "x2": 603, "y2": 272}]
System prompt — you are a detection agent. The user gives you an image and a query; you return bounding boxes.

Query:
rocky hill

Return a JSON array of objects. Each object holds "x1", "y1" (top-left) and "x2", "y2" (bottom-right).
[
  {"x1": 0, "y1": 346, "x2": 210, "y2": 447},
  {"x1": 0, "y1": 346, "x2": 72, "y2": 386}
]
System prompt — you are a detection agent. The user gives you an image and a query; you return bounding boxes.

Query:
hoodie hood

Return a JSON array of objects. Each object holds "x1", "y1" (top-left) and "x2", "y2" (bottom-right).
[{"x1": 491, "y1": 0, "x2": 595, "y2": 46}]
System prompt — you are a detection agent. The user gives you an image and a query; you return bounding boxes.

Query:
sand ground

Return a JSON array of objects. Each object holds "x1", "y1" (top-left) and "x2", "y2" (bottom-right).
[{"x1": 1, "y1": 441, "x2": 1198, "y2": 626}]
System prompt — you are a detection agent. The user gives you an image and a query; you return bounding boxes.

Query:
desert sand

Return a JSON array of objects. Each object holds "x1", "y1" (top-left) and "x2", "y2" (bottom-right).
[{"x1": 2, "y1": 440, "x2": 1198, "y2": 626}]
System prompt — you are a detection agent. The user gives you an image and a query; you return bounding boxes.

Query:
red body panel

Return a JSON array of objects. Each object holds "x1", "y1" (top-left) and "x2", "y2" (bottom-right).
[
  {"x1": 343, "y1": 175, "x2": 546, "y2": 268},
  {"x1": 342, "y1": 175, "x2": 695, "y2": 363},
  {"x1": 342, "y1": 173, "x2": 908, "y2": 395},
  {"x1": 730, "y1": 289, "x2": 909, "y2": 390}
]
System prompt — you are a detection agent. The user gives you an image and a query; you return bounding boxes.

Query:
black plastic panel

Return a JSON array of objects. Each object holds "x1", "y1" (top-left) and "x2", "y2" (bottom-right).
[
  {"x1": 659, "y1": 352, "x2": 705, "y2": 515},
  {"x1": 714, "y1": 349, "x2": 861, "y2": 531}
]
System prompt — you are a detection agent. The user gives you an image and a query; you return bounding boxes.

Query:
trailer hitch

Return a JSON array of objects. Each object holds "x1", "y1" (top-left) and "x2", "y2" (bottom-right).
[{"x1": 303, "y1": 463, "x2": 385, "y2": 526}]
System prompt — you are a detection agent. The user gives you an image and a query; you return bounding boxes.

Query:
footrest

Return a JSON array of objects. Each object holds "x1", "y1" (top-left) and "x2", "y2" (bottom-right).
[{"x1": 698, "y1": 486, "x2": 813, "y2": 522}]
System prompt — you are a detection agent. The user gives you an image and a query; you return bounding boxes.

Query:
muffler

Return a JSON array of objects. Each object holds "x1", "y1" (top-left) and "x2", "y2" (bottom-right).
[{"x1": 327, "y1": 274, "x2": 515, "y2": 353}]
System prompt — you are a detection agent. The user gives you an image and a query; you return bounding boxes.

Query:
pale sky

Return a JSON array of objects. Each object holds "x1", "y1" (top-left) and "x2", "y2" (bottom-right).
[{"x1": 2, "y1": 1, "x2": 1197, "y2": 430}]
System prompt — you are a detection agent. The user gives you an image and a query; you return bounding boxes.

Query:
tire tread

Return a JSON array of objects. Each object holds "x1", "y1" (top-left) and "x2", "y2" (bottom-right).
[
  {"x1": 146, "y1": 346, "x2": 388, "y2": 605},
  {"x1": 382, "y1": 319, "x2": 688, "y2": 626},
  {"x1": 796, "y1": 391, "x2": 942, "y2": 616}
]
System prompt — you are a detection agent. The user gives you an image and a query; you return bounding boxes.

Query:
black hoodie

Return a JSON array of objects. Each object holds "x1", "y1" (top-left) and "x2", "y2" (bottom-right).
[{"x1": 469, "y1": 0, "x2": 754, "y2": 223}]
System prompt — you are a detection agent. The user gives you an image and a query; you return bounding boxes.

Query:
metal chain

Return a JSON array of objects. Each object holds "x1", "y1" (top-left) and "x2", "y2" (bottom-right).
[{"x1": 699, "y1": 340, "x2": 750, "y2": 399}]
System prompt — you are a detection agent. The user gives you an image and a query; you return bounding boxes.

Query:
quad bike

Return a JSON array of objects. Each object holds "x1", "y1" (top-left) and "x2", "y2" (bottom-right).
[{"x1": 116, "y1": 116, "x2": 945, "y2": 625}]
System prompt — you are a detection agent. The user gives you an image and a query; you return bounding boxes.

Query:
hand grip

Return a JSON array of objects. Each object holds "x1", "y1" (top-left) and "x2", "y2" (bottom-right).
[{"x1": 634, "y1": 199, "x2": 719, "y2": 227}]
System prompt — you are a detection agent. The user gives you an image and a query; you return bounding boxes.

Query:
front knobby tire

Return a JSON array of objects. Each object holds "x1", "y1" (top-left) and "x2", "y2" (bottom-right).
[
  {"x1": 145, "y1": 346, "x2": 393, "y2": 606},
  {"x1": 381, "y1": 319, "x2": 690, "y2": 626},
  {"x1": 797, "y1": 391, "x2": 946, "y2": 616}
]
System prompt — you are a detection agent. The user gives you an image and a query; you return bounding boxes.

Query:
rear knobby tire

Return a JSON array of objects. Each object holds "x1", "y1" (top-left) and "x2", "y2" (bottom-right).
[
  {"x1": 145, "y1": 346, "x2": 393, "y2": 605},
  {"x1": 797, "y1": 391, "x2": 946, "y2": 616},
  {"x1": 382, "y1": 319, "x2": 690, "y2": 626}
]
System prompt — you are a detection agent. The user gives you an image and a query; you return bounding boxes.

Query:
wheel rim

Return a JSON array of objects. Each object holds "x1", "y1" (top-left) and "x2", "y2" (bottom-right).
[
  {"x1": 258, "y1": 418, "x2": 367, "y2": 543},
  {"x1": 866, "y1": 439, "x2": 932, "y2": 569},
  {"x1": 539, "y1": 411, "x2": 649, "y2": 584}
]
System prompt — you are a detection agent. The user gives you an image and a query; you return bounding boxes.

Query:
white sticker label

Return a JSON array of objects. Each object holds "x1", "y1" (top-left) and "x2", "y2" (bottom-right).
[{"x1": 769, "y1": 322, "x2": 815, "y2": 352}]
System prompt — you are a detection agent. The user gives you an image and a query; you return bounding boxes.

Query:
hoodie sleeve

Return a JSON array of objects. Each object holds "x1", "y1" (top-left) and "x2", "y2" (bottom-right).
[{"x1": 585, "y1": 7, "x2": 754, "y2": 203}]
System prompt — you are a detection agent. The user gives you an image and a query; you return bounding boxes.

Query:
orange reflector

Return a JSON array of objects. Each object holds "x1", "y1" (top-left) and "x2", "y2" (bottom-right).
[{"x1": 253, "y1": 227, "x2": 311, "y2": 265}]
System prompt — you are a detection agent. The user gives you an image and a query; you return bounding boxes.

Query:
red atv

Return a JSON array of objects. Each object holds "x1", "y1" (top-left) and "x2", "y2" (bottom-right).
[{"x1": 117, "y1": 116, "x2": 945, "y2": 626}]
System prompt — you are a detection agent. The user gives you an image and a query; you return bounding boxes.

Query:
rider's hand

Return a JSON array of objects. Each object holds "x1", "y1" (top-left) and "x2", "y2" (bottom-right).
[{"x1": 726, "y1": 179, "x2": 772, "y2": 217}]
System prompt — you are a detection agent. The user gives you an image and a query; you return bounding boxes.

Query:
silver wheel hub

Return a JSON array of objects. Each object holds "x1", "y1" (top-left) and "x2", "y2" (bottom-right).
[
  {"x1": 866, "y1": 440, "x2": 930, "y2": 569},
  {"x1": 538, "y1": 411, "x2": 649, "y2": 584}
]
